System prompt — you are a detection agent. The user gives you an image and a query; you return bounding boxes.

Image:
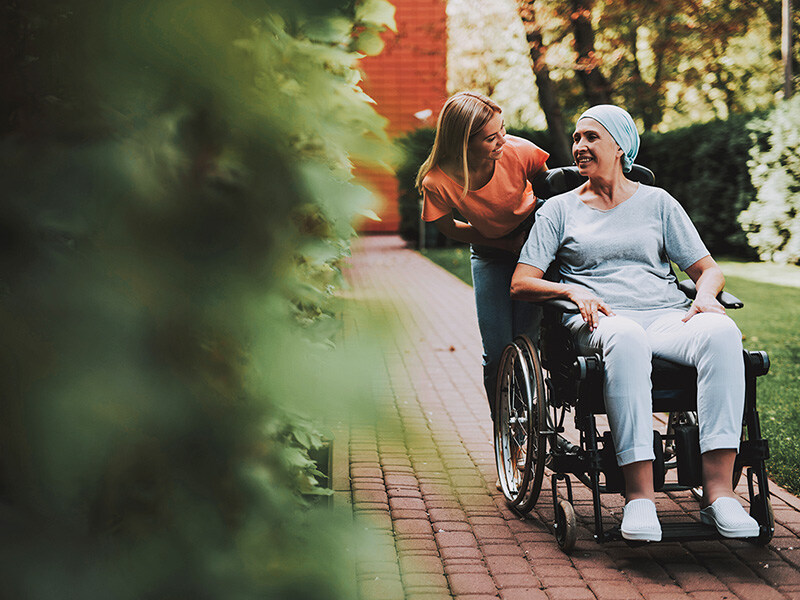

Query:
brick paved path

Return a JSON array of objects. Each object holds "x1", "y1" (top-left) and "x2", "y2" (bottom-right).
[{"x1": 340, "y1": 235, "x2": 800, "y2": 600}]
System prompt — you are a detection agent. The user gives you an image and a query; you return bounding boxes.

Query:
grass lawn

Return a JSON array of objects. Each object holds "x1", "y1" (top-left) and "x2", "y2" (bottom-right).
[{"x1": 419, "y1": 246, "x2": 800, "y2": 495}]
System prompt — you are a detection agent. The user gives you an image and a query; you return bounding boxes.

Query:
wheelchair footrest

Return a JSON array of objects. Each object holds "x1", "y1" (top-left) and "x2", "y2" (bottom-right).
[{"x1": 602, "y1": 521, "x2": 721, "y2": 544}]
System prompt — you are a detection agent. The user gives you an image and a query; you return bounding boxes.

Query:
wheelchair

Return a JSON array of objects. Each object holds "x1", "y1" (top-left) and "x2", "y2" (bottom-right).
[{"x1": 493, "y1": 166, "x2": 774, "y2": 553}]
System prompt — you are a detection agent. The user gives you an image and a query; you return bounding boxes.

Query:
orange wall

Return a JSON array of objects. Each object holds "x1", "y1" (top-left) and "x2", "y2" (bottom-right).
[{"x1": 357, "y1": 0, "x2": 448, "y2": 233}]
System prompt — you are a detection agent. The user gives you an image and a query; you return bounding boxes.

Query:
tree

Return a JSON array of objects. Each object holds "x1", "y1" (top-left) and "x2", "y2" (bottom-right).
[
  {"x1": 569, "y1": 0, "x2": 613, "y2": 105},
  {"x1": 785, "y1": 0, "x2": 795, "y2": 98},
  {"x1": 447, "y1": 0, "x2": 547, "y2": 129},
  {"x1": 517, "y1": 0, "x2": 573, "y2": 165}
]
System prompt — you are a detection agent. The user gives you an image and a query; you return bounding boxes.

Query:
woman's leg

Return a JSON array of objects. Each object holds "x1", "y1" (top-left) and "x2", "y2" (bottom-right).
[
  {"x1": 646, "y1": 311, "x2": 745, "y2": 503},
  {"x1": 567, "y1": 314, "x2": 661, "y2": 540},
  {"x1": 567, "y1": 314, "x2": 656, "y2": 470},
  {"x1": 470, "y1": 251, "x2": 516, "y2": 417}
]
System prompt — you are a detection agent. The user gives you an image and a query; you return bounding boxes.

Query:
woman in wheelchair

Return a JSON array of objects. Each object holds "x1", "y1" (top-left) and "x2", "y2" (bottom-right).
[{"x1": 509, "y1": 105, "x2": 760, "y2": 542}]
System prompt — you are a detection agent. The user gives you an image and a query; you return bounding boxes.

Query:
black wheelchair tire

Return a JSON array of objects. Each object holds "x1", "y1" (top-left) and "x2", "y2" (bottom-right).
[
  {"x1": 555, "y1": 499, "x2": 577, "y2": 554},
  {"x1": 512, "y1": 334, "x2": 548, "y2": 514},
  {"x1": 493, "y1": 343, "x2": 535, "y2": 507}
]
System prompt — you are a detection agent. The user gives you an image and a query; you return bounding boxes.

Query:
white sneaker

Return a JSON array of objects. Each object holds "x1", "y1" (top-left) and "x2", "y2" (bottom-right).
[
  {"x1": 620, "y1": 498, "x2": 662, "y2": 542},
  {"x1": 700, "y1": 497, "x2": 760, "y2": 538}
]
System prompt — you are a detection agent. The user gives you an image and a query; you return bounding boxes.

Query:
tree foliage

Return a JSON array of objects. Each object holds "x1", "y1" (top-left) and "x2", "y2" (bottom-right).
[
  {"x1": 0, "y1": 1, "x2": 394, "y2": 597},
  {"x1": 739, "y1": 95, "x2": 800, "y2": 263},
  {"x1": 448, "y1": 0, "x2": 792, "y2": 132}
]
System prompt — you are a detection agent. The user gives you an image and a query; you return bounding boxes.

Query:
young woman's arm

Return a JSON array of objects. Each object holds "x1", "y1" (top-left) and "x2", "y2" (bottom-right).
[{"x1": 432, "y1": 215, "x2": 521, "y2": 253}]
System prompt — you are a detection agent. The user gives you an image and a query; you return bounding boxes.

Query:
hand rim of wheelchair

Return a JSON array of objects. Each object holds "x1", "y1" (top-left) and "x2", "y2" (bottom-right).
[{"x1": 493, "y1": 336, "x2": 548, "y2": 512}]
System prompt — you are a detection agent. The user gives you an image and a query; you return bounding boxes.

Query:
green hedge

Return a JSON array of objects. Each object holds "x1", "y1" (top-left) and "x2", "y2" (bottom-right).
[
  {"x1": 0, "y1": 1, "x2": 394, "y2": 598},
  {"x1": 398, "y1": 118, "x2": 763, "y2": 258}
]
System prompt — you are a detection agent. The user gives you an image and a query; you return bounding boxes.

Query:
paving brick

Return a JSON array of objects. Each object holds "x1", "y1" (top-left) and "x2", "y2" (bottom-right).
[
  {"x1": 396, "y1": 537, "x2": 440, "y2": 555},
  {"x1": 399, "y1": 555, "x2": 445, "y2": 575},
  {"x1": 499, "y1": 588, "x2": 548, "y2": 600},
  {"x1": 439, "y1": 546, "x2": 483, "y2": 561},
  {"x1": 401, "y1": 572, "x2": 449, "y2": 590},
  {"x1": 545, "y1": 586, "x2": 597, "y2": 600},
  {"x1": 358, "y1": 577, "x2": 405, "y2": 600},
  {"x1": 484, "y1": 555, "x2": 532, "y2": 575},
  {"x1": 493, "y1": 573, "x2": 541, "y2": 589},
  {"x1": 389, "y1": 497, "x2": 426, "y2": 511},
  {"x1": 588, "y1": 580, "x2": 645, "y2": 600},
  {"x1": 448, "y1": 573, "x2": 497, "y2": 595},
  {"x1": 435, "y1": 531, "x2": 479, "y2": 548},
  {"x1": 725, "y1": 582, "x2": 787, "y2": 599},
  {"x1": 428, "y1": 508, "x2": 468, "y2": 522}
]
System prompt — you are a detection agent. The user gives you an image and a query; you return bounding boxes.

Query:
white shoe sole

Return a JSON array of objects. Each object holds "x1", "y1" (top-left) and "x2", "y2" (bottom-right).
[
  {"x1": 700, "y1": 511, "x2": 760, "y2": 538},
  {"x1": 620, "y1": 528, "x2": 662, "y2": 542}
]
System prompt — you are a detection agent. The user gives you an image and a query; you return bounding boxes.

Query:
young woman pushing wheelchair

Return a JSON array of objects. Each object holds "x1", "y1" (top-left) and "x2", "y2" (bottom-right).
[
  {"x1": 510, "y1": 105, "x2": 759, "y2": 542},
  {"x1": 417, "y1": 92, "x2": 549, "y2": 416}
]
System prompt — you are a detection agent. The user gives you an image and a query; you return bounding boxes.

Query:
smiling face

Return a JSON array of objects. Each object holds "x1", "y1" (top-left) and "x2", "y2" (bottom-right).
[
  {"x1": 467, "y1": 111, "x2": 506, "y2": 164},
  {"x1": 572, "y1": 118, "x2": 624, "y2": 176}
]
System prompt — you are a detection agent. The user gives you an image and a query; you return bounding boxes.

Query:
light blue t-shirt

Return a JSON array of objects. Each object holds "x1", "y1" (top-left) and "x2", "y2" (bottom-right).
[{"x1": 518, "y1": 184, "x2": 709, "y2": 311}]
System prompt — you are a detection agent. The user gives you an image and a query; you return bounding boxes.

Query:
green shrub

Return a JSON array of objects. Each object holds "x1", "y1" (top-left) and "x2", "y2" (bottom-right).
[
  {"x1": 738, "y1": 96, "x2": 800, "y2": 263},
  {"x1": 638, "y1": 114, "x2": 764, "y2": 258},
  {"x1": 0, "y1": 1, "x2": 393, "y2": 598}
]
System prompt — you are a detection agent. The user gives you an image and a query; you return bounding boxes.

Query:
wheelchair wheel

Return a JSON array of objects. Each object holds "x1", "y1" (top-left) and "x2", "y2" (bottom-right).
[
  {"x1": 750, "y1": 494, "x2": 774, "y2": 546},
  {"x1": 554, "y1": 499, "x2": 577, "y2": 554},
  {"x1": 494, "y1": 342, "x2": 539, "y2": 509},
  {"x1": 513, "y1": 334, "x2": 548, "y2": 513}
]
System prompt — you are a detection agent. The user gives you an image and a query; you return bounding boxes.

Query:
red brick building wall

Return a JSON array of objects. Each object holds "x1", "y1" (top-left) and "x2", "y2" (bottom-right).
[{"x1": 356, "y1": 0, "x2": 448, "y2": 233}]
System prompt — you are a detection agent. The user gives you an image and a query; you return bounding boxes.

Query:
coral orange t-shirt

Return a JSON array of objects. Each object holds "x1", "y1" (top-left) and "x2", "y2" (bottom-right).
[{"x1": 420, "y1": 135, "x2": 549, "y2": 239}]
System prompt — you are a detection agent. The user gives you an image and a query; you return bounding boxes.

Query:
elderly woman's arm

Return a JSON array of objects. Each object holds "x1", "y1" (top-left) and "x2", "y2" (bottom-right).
[
  {"x1": 682, "y1": 255, "x2": 726, "y2": 322},
  {"x1": 511, "y1": 263, "x2": 614, "y2": 331}
]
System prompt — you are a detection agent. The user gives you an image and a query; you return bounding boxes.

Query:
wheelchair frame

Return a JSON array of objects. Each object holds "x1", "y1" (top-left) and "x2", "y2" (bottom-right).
[{"x1": 492, "y1": 166, "x2": 775, "y2": 553}]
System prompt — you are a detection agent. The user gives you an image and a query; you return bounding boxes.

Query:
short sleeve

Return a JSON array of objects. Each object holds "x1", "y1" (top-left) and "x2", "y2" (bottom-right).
[
  {"x1": 518, "y1": 199, "x2": 563, "y2": 272},
  {"x1": 421, "y1": 183, "x2": 453, "y2": 223},
  {"x1": 662, "y1": 195, "x2": 709, "y2": 270},
  {"x1": 515, "y1": 137, "x2": 549, "y2": 180}
]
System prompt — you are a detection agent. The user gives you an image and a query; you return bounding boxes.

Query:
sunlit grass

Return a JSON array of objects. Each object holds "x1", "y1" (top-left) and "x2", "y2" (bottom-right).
[{"x1": 418, "y1": 246, "x2": 800, "y2": 495}]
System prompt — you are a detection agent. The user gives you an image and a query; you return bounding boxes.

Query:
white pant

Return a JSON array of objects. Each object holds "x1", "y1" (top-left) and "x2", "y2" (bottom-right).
[{"x1": 565, "y1": 309, "x2": 745, "y2": 466}]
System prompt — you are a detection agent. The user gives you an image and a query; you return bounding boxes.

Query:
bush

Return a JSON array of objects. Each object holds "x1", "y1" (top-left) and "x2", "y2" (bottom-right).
[
  {"x1": 0, "y1": 1, "x2": 393, "y2": 598},
  {"x1": 738, "y1": 96, "x2": 800, "y2": 263},
  {"x1": 639, "y1": 114, "x2": 764, "y2": 259}
]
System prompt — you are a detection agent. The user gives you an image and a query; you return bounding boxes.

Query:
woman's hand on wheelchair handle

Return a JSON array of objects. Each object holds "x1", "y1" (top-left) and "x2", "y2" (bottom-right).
[
  {"x1": 682, "y1": 291, "x2": 726, "y2": 322},
  {"x1": 566, "y1": 286, "x2": 614, "y2": 331}
]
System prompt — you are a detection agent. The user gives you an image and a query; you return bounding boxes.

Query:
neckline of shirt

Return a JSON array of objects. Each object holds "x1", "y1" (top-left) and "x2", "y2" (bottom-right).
[{"x1": 575, "y1": 182, "x2": 643, "y2": 213}]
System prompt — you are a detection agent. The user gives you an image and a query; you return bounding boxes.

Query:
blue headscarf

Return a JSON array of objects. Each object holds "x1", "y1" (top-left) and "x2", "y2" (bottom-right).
[{"x1": 577, "y1": 105, "x2": 640, "y2": 173}]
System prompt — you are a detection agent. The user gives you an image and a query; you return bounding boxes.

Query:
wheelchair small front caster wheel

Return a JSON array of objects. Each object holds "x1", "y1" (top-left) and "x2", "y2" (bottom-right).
[
  {"x1": 749, "y1": 494, "x2": 774, "y2": 546},
  {"x1": 554, "y1": 499, "x2": 576, "y2": 553}
]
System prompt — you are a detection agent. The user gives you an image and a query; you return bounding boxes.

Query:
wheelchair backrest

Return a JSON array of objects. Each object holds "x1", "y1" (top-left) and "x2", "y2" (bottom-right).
[{"x1": 532, "y1": 165, "x2": 656, "y2": 200}]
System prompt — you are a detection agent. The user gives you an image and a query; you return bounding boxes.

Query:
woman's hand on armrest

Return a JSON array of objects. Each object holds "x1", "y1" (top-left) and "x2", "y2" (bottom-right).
[
  {"x1": 510, "y1": 264, "x2": 614, "y2": 331},
  {"x1": 682, "y1": 255, "x2": 726, "y2": 322}
]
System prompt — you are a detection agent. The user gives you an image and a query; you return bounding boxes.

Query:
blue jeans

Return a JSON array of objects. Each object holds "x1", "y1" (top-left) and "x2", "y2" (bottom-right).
[{"x1": 470, "y1": 245, "x2": 541, "y2": 418}]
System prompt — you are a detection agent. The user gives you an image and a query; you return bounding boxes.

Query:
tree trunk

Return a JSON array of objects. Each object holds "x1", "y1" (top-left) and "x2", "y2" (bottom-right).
[
  {"x1": 570, "y1": 0, "x2": 613, "y2": 106},
  {"x1": 784, "y1": 0, "x2": 794, "y2": 98},
  {"x1": 517, "y1": 0, "x2": 572, "y2": 166}
]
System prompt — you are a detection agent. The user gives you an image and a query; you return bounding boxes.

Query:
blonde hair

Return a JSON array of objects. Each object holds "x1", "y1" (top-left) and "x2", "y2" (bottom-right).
[{"x1": 416, "y1": 92, "x2": 501, "y2": 199}]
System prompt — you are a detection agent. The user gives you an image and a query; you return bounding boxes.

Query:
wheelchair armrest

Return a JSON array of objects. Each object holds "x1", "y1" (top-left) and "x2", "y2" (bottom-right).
[
  {"x1": 677, "y1": 279, "x2": 744, "y2": 309},
  {"x1": 540, "y1": 280, "x2": 743, "y2": 314},
  {"x1": 541, "y1": 298, "x2": 581, "y2": 313}
]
